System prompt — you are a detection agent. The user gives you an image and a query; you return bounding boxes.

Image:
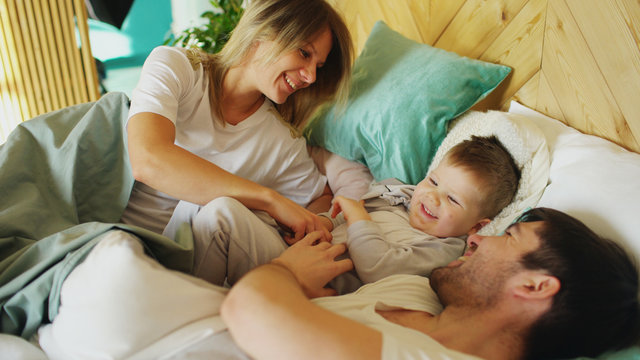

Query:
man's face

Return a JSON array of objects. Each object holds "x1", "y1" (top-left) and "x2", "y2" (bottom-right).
[{"x1": 430, "y1": 221, "x2": 544, "y2": 308}]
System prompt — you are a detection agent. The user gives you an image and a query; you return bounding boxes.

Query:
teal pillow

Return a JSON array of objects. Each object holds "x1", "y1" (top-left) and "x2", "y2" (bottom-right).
[{"x1": 303, "y1": 21, "x2": 511, "y2": 184}]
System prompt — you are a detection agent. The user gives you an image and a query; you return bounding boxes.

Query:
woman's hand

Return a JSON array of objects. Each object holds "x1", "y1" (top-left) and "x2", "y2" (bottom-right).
[
  {"x1": 331, "y1": 195, "x2": 371, "y2": 226},
  {"x1": 271, "y1": 231, "x2": 353, "y2": 298},
  {"x1": 266, "y1": 192, "x2": 333, "y2": 244}
]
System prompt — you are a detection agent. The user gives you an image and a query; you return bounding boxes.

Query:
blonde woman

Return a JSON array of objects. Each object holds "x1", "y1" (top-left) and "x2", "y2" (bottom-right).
[{"x1": 122, "y1": 0, "x2": 353, "y2": 244}]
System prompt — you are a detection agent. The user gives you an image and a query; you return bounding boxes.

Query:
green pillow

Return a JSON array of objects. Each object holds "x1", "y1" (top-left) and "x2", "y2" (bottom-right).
[{"x1": 303, "y1": 21, "x2": 511, "y2": 184}]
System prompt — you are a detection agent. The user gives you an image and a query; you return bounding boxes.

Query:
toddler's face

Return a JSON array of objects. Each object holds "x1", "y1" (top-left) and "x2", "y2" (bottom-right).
[{"x1": 409, "y1": 160, "x2": 487, "y2": 238}]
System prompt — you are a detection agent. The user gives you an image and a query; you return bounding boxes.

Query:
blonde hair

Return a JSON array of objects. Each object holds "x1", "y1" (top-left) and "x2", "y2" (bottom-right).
[{"x1": 199, "y1": 0, "x2": 353, "y2": 129}]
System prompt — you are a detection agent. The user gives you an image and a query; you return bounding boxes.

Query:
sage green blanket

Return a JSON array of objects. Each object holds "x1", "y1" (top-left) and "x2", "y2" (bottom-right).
[{"x1": 0, "y1": 92, "x2": 194, "y2": 338}]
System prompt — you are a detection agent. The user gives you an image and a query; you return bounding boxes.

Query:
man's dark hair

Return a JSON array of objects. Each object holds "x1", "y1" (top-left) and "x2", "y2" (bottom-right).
[{"x1": 517, "y1": 207, "x2": 640, "y2": 359}]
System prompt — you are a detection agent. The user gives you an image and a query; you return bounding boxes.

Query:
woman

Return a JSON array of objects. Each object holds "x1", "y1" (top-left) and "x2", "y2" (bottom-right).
[{"x1": 121, "y1": 0, "x2": 353, "y2": 242}]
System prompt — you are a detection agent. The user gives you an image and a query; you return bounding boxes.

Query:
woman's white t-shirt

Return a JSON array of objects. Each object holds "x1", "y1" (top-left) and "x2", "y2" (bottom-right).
[{"x1": 122, "y1": 46, "x2": 327, "y2": 233}]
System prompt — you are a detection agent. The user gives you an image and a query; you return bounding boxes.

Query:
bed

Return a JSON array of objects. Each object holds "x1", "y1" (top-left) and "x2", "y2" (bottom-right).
[{"x1": 1, "y1": 0, "x2": 639, "y2": 359}]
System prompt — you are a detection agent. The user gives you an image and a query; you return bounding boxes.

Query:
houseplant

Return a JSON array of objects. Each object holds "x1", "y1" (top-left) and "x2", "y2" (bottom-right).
[{"x1": 165, "y1": 0, "x2": 244, "y2": 53}]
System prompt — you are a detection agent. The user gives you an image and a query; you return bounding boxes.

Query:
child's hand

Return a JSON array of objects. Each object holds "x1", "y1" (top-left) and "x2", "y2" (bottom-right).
[{"x1": 331, "y1": 196, "x2": 371, "y2": 226}]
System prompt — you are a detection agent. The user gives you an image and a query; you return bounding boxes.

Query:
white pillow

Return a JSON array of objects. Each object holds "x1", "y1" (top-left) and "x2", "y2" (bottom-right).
[
  {"x1": 428, "y1": 110, "x2": 550, "y2": 236},
  {"x1": 38, "y1": 230, "x2": 228, "y2": 360},
  {"x1": 0, "y1": 334, "x2": 48, "y2": 360},
  {"x1": 508, "y1": 101, "x2": 640, "y2": 265}
]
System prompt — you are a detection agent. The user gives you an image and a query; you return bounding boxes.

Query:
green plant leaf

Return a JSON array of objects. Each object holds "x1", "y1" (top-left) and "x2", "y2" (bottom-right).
[{"x1": 165, "y1": 0, "x2": 243, "y2": 53}]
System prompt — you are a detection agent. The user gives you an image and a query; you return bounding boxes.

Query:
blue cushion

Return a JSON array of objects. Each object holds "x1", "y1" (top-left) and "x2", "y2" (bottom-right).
[{"x1": 303, "y1": 21, "x2": 511, "y2": 184}]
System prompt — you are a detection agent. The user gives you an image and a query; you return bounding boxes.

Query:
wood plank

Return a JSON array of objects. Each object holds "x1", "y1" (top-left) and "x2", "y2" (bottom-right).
[
  {"x1": 566, "y1": 0, "x2": 640, "y2": 151},
  {"x1": 511, "y1": 70, "x2": 540, "y2": 111},
  {"x1": 39, "y1": 0, "x2": 67, "y2": 108},
  {"x1": 0, "y1": 0, "x2": 30, "y2": 122},
  {"x1": 543, "y1": 0, "x2": 634, "y2": 151},
  {"x1": 49, "y1": 0, "x2": 74, "y2": 107},
  {"x1": 59, "y1": 0, "x2": 88, "y2": 102},
  {"x1": 329, "y1": 0, "x2": 467, "y2": 54},
  {"x1": 435, "y1": 0, "x2": 528, "y2": 58},
  {"x1": 0, "y1": 39, "x2": 17, "y2": 137},
  {"x1": 536, "y1": 69, "x2": 566, "y2": 124},
  {"x1": 33, "y1": 0, "x2": 60, "y2": 110},
  {"x1": 73, "y1": 0, "x2": 99, "y2": 101},
  {"x1": 475, "y1": 0, "x2": 547, "y2": 110},
  {"x1": 371, "y1": 0, "x2": 424, "y2": 43},
  {"x1": 15, "y1": 0, "x2": 46, "y2": 114},
  {"x1": 25, "y1": 0, "x2": 54, "y2": 112},
  {"x1": 421, "y1": 0, "x2": 466, "y2": 45}
]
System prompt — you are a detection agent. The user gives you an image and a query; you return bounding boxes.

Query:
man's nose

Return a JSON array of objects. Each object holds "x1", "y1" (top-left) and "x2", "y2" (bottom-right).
[{"x1": 467, "y1": 233, "x2": 483, "y2": 249}]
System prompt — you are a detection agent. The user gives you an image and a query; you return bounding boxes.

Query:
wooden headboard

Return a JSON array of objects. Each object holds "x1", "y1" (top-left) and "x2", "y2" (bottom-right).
[{"x1": 327, "y1": 0, "x2": 640, "y2": 154}]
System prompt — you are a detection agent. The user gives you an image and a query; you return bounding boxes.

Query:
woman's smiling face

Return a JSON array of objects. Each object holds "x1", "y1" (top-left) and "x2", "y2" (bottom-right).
[
  {"x1": 409, "y1": 159, "x2": 489, "y2": 238},
  {"x1": 251, "y1": 25, "x2": 333, "y2": 104}
]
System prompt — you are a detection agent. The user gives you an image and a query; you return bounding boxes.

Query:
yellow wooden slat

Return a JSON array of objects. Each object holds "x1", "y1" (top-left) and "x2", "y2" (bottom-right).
[
  {"x1": 476, "y1": 0, "x2": 547, "y2": 110},
  {"x1": 329, "y1": 0, "x2": 437, "y2": 55},
  {"x1": 543, "y1": 0, "x2": 635, "y2": 151},
  {"x1": 59, "y1": 0, "x2": 87, "y2": 103},
  {"x1": 32, "y1": 0, "x2": 60, "y2": 110},
  {"x1": 24, "y1": 0, "x2": 54, "y2": 113},
  {"x1": 49, "y1": 0, "x2": 74, "y2": 107},
  {"x1": 512, "y1": 69, "x2": 539, "y2": 110},
  {"x1": 73, "y1": 0, "x2": 99, "y2": 101},
  {"x1": 535, "y1": 70, "x2": 566, "y2": 124},
  {"x1": 436, "y1": 0, "x2": 529, "y2": 58},
  {"x1": 369, "y1": 0, "x2": 424, "y2": 44},
  {"x1": 0, "y1": 0, "x2": 30, "y2": 122},
  {"x1": 566, "y1": 0, "x2": 640, "y2": 151},
  {"x1": 39, "y1": 0, "x2": 67, "y2": 109},
  {"x1": 13, "y1": 0, "x2": 45, "y2": 115},
  {"x1": 425, "y1": 0, "x2": 466, "y2": 45},
  {"x1": 0, "y1": 47, "x2": 17, "y2": 137}
]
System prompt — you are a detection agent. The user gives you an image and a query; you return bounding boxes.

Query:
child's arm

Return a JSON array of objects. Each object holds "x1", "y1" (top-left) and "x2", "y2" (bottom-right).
[
  {"x1": 314, "y1": 195, "x2": 367, "y2": 234},
  {"x1": 348, "y1": 223, "x2": 466, "y2": 283},
  {"x1": 331, "y1": 199, "x2": 467, "y2": 283},
  {"x1": 331, "y1": 196, "x2": 371, "y2": 224}
]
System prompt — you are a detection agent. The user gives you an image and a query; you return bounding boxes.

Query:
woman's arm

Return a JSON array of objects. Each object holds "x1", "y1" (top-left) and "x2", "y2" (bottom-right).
[
  {"x1": 127, "y1": 113, "x2": 331, "y2": 242},
  {"x1": 221, "y1": 233, "x2": 382, "y2": 360}
]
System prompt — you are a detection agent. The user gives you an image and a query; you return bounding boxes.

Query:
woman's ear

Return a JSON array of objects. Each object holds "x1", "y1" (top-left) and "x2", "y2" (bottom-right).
[
  {"x1": 513, "y1": 272, "x2": 560, "y2": 300},
  {"x1": 468, "y1": 218, "x2": 491, "y2": 235}
]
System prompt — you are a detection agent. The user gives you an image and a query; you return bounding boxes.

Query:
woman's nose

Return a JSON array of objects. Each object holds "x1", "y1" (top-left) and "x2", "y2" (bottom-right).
[{"x1": 300, "y1": 65, "x2": 316, "y2": 85}]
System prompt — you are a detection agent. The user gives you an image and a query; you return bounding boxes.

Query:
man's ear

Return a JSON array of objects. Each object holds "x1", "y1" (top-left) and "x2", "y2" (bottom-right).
[
  {"x1": 468, "y1": 218, "x2": 491, "y2": 235},
  {"x1": 512, "y1": 272, "x2": 560, "y2": 300}
]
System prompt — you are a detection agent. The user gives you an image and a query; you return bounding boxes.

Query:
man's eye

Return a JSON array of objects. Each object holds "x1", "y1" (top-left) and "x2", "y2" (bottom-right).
[
  {"x1": 429, "y1": 177, "x2": 437, "y2": 186},
  {"x1": 299, "y1": 48, "x2": 310, "y2": 58},
  {"x1": 448, "y1": 196, "x2": 460, "y2": 205}
]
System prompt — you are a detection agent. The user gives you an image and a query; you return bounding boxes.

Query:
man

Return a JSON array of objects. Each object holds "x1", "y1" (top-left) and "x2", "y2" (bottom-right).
[{"x1": 221, "y1": 208, "x2": 640, "y2": 360}]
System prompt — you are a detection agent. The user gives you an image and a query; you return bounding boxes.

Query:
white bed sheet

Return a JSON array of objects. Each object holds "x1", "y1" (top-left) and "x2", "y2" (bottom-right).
[{"x1": 9, "y1": 101, "x2": 640, "y2": 359}]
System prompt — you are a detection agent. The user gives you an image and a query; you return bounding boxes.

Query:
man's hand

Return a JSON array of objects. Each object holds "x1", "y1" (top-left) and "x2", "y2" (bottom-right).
[{"x1": 272, "y1": 231, "x2": 353, "y2": 298}]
